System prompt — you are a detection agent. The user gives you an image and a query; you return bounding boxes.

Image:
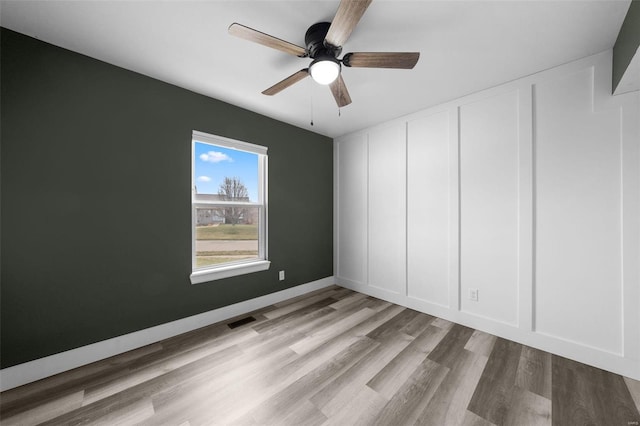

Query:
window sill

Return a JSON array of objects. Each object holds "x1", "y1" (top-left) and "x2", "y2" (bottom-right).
[{"x1": 190, "y1": 260, "x2": 271, "y2": 284}]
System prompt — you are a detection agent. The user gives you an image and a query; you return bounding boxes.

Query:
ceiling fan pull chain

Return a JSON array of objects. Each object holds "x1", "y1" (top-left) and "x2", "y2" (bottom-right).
[
  {"x1": 338, "y1": 78, "x2": 342, "y2": 117},
  {"x1": 310, "y1": 77, "x2": 314, "y2": 126}
]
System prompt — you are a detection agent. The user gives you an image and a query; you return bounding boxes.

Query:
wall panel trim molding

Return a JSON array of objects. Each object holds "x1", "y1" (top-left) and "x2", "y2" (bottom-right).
[
  {"x1": 0, "y1": 277, "x2": 335, "y2": 392},
  {"x1": 453, "y1": 106, "x2": 462, "y2": 312}
]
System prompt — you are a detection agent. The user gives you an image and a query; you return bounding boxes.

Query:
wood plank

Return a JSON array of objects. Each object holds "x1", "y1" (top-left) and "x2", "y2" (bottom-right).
[
  {"x1": 174, "y1": 334, "x2": 379, "y2": 425},
  {"x1": 372, "y1": 358, "x2": 449, "y2": 425},
  {"x1": 244, "y1": 337, "x2": 379, "y2": 424},
  {"x1": 319, "y1": 385, "x2": 386, "y2": 426},
  {"x1": 88, "y1": 398, "x2": 155, "y2": 425},
  {"x1": 464, "y1": 329, "x2": 497, "y2": 357},
  {"x1": 83, "y1": 327, "x2": 259, "y2": 405},
  {"x1": 625, "y1": 376, "x2": 640, "y2": 414},
  {"x1": 427, "y1": 323, "x2": 475, "y2": 367},
  {"x1": 398, "y1": 311, "x2": 435, "y2": 337},
  {"x1": 328, "y1": 291, "x2": 368, "y2": 310},
  {"x1": 0, "y1": 342, "x2": 163, "y2": 414},
  {"x1": 268, "y1": 295, "x2": 385, "y2": 342},
  {"x1": 38, "y1": 344, "x2": 243, "y2": 425},
  {"x1": 0, "y1": 390, "x2": 84, "y2": 426},
  {"x1": 148, "y1": 338, "x2": 301, "y2": 424},
  {"x1": 290, "y1": 307, "x2": 378, "y2": 355},
  {"x1": 416, "y1": 349, "x2": 488, "y2": 426},
  {"x1": 251, "y1": 299, "x2": 337, "y2": 334},
  {"x1": 366, "y1": 308, "x2": 420, "y2": 342},
  {"x1": 461, "y1": 410, "x2": 497, "y2": 426},
  {"x1": 359, "y1": 297, "x2": 393, "y2": 313},
  {"x1": 467, "y1": 338, "x2": 523, "y2": 425},
  {"x1": 431, "y1": 317, "x2": 455, "y2": 330},
  {"x1": 367, "y1": 324, "x2": 449, "y2": 399},
  {"x1": 515, "y1": 345, "x2": 552, "y2": 399},
  {"x1": 552, "y1": 355, "x2": 640, "y2": 426},
  {"x1": 272, "y1": 399, "x2": 327, "y2": 426},
  {"x1": 347, "y1": 304, "x2": 406, "y2": 336},
  {"x1": 252, "y1": 295, "x2": 379, "y2": 350},
  {"x1": 274, "y1": 323, "x2": 390, "y2": 389},
  {"x1": 310, "y1": 334, "x2": 412, "y2": 416},
  {"x1": 503, "y1": 387, "x2": 551, "y2": 426},
  {"x1": 148, "y1": 341, "x2": 300, "y2": 425}
]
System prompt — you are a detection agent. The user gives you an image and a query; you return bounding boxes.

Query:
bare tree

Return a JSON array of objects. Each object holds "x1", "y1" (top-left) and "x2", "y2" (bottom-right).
[{"x1": 218, "y1": 177, "x2": 249, "y2": 225}]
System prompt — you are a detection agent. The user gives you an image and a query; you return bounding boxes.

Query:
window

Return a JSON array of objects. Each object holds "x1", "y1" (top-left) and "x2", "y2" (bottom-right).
[{"x1": 190, "y1": 130, "x2": 269, "y2": 284}]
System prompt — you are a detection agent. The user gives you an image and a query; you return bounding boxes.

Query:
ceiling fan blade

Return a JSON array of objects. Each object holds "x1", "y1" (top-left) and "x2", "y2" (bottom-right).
[
  {"x1": 262, "y1": 69, "x2": 309, "y2": 96},
  {"x1": 229, "y1": 23, "x2": 306, "y2": 57},
  {"x1": 325, "y1": 0, "x2": 372, "y2": 48},
  {"x1": 329, "y1": 74, "x2": 352, "y2": 107},
  {"x1": 343, "y1": 52, "x2": 420, "y2": 69}
]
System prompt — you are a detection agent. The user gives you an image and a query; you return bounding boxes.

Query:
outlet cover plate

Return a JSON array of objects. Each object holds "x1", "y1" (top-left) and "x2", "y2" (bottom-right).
[{"x1": 469, "y1": 288, "x2": 479, "y2": 301}]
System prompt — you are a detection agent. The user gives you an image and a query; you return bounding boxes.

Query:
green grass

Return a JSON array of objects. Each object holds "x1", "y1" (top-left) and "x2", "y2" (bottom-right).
[{"x1": 196, "y1": 224, "x2": 258, "y2": 240}]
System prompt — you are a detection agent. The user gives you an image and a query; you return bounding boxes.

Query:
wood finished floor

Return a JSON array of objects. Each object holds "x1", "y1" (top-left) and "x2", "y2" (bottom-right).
[{"x1": 1, "y1": 285, "x2": 639, "y2": 426}]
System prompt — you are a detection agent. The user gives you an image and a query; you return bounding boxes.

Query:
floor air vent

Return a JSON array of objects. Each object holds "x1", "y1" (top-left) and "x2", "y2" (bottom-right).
[{"x1": 227, "y1": 316, "x2": 257, "y2": 329}]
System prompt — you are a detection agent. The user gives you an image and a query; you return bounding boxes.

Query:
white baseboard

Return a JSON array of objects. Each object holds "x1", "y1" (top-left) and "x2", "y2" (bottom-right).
[{"x1": 0, "y1": 276, "x2": 335, "y2": 392}]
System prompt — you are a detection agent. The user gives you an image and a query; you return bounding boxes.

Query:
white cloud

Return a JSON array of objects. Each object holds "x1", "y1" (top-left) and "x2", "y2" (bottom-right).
[
  {"x1": 197, "y1": 175, "x2": 212, "y2": 182},
  {"x1": 200, "y1": 151, "x2": 232, "y2": 163}
]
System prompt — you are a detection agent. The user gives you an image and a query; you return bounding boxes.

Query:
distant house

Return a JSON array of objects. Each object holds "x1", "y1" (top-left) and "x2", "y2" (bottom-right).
[
  {"x1": 194, "y1": 193, "x2": 225, "y2": 226},
  {"x1": 194, "y1": 190, "x2": 254, "y2": 226}
]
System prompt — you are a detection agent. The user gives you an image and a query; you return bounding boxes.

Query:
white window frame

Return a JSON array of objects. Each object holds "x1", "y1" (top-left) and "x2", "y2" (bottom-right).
[{"x1": 190, "y1": 130, "x2": 270, "y2": 284}]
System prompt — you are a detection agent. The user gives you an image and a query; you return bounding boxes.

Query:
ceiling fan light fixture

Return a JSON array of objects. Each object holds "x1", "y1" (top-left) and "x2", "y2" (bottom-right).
[{"x1": 309, "y1": 57, "x2": 340, "y2": 85}]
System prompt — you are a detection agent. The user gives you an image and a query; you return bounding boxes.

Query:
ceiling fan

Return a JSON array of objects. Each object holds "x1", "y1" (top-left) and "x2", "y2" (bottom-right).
[{"x1": 228, "y1": 0, "x2": 420, "y2": 108}]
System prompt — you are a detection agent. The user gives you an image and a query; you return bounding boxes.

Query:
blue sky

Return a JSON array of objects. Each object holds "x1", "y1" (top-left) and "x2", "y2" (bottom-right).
[{"x1": 194, "y1": 141, "x2": 259, "y2": 202}]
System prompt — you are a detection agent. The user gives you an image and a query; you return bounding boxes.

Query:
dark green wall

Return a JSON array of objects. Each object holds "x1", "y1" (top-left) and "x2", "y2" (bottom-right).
[
  {"x1": 0, "y1": 28, "x2": 333, "y2": 368},
  {"x1": 613, "y1": 0, "x2": 640, "y2": 92}
]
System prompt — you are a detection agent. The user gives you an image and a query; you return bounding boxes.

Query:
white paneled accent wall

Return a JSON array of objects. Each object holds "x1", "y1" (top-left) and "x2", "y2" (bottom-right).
[
  {"x1": 407, "y1": 111, "x2": 452, "y2": 308},
  {"x1": 335, "y1": 133, "x2": 367, "y2": 286},
  {"x1": 334, "y1": 50, "x2": 640, "y2": 380},
  {"x1": 368, "y1": 123, "x2": 407, "y2": 295},
  {"x1": 534, "y1": 67, "x2": 625, "y2": 355},
  {"x1": 459, "y1": 91, "x2": 520, "y2": 326}
]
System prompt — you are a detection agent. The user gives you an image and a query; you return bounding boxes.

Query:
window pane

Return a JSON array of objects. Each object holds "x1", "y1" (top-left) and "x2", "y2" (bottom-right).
[
  {"x1": 194, "y1": 141, "x2": 259, "y2": 202},
  {"x1": 195, "y1": 206, "x2": 260, "y2": 268},
  {"x1": 191, "y1": 132, "x2": 268, "y2": 281}
]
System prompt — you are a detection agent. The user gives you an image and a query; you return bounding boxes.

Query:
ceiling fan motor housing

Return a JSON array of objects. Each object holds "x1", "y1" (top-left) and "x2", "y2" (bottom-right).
[{"x1": 305, "y1": 22, "x2": 342, "y2": 59}]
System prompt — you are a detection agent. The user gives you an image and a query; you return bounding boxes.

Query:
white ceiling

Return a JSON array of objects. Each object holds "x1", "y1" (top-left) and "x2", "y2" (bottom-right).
[{"x1": 0, "y1": 0, "x2": 631, "y2": 138}]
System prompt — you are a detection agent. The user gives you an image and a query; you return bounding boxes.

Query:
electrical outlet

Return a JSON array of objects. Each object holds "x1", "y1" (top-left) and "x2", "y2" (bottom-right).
[
  {"x1": 279, "y1": 270, "x2": 285, "y2": 281},
  {"x1": 469, "y1": 288, "x2": 479, "y2": 301}
]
